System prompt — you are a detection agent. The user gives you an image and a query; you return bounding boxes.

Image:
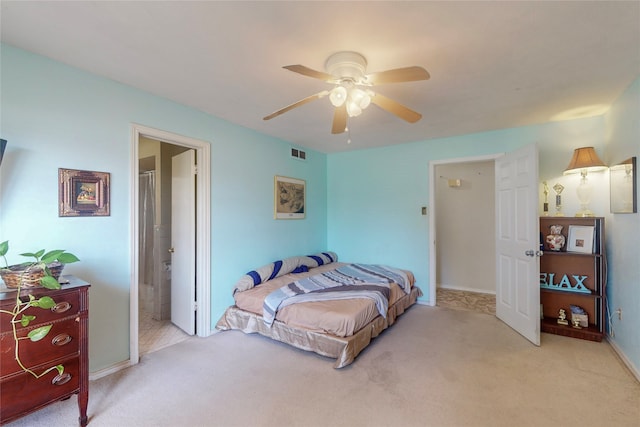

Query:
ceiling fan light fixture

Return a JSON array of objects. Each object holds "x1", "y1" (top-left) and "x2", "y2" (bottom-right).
[
  {"x1": 346, "y1": 100, "x2": 363, "y2": 117},
  {"x1": 329, "y1": 86, "x2": 347, "y2": 107},
  {"x1": 325, "y1": 51, "x2": 367, "y2": 82},
  {"x1": 264, "y1": 51, "x2": 429, "y2": 135},
  {"x1": 350, "y1": 88, "x2": 371, "y2": 110}
]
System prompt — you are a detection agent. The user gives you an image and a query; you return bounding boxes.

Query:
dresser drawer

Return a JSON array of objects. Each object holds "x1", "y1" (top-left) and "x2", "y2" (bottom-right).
[
  {"x1": 0, "y1": 356, "x2": 80, "y2": 423},
  {"x1": 0, "y1": 289, "x2": 80, "y2": 336},
  {"x1": 1, "y1": 318, "x2": 79, "y2": 377}
]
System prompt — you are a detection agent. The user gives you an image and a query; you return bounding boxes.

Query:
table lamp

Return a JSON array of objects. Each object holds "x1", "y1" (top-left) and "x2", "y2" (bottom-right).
[{"x1": 563, "y1": 147, "x2": 607, "y2": 217}]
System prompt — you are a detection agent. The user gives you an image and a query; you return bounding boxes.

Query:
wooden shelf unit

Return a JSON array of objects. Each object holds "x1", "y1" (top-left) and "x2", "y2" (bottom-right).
[{"x1": 539, "y1": 217, "x2": 606, "y2": 342}]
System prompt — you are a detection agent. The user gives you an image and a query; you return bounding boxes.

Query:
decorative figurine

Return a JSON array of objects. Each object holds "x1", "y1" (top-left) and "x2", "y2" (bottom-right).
[
  {"x1": 542, "y1": 181, "x2": 550, "y2": 216},
  {"x1": 571, "y1": 318, "x2": 582, "y2": 329},
  {"x1": 546, "y1": 225, "x2": 566, "y2": 251},
  {"x1": 570, "y1": 305, "x2": 589, "y2": 327},
  {"x1": 557, "y1": 308, "x2": 569, "y2": 325},
  {"x1": 553, "y1": 183, "x2": 564, "y2": 216}
]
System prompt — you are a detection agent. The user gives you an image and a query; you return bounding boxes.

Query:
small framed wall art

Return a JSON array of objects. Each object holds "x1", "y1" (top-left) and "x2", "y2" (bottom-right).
[
  {"x1": 274, "y1": 175, "x2": 305, "y2": 219},
  {"x1": 567, "y1": 225, "x2": 594, "y2": 253},
  {"x1": 59, "y1": 168, "x2": 110, "y2": 217}
]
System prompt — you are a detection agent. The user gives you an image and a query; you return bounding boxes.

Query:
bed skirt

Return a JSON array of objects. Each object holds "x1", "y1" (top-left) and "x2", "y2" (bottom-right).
[{"x1": 215, "y1": 286, "x2": 422, "y2": 368}]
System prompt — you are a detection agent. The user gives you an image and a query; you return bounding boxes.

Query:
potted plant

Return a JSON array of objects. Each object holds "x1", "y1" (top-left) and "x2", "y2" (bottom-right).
[{"x1": 0, "y1": 240, "x2": 80, "y2": 378}]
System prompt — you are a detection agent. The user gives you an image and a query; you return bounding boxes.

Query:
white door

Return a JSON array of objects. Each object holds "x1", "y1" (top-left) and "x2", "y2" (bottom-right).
[
  {"x1": 495, "y1": 144, "x2": 540, "y2": 345},
  {"x1": 170, "y1": 150, "x2": 196, "y2": 335}
]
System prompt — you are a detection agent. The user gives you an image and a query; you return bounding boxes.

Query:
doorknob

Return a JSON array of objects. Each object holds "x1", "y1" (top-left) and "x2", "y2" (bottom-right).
[
  {"x1": 168, "y1": 248, "x2": 175, "y2": 253},
  {"x1": 525, "y1": 250, "x2": 543, "y2": 257}
]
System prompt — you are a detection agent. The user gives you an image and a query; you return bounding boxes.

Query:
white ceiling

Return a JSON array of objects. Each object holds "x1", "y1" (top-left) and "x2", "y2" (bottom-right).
[{"x1": 2, "y1": 1, "x2": 639, "y2": 153}]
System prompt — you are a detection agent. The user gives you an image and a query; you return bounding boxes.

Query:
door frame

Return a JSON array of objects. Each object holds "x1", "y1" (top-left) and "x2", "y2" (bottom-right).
[
  {"x1": 428, "y1": 153, "x2": 502, "y2": 307},
  {"x1": 130, "y1": 123, "x2": 211, "y2": 366}
]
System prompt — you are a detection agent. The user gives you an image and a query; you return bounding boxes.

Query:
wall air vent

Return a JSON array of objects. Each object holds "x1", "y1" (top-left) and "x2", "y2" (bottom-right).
[{"x1": 290, "y1": 147, "x2": 307, "y2": 161}]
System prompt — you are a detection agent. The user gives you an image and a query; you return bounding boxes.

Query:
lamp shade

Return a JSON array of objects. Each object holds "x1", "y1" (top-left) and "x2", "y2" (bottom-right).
[{"x1": 563, "y1": 147, "x2": 607, "y2": 175}]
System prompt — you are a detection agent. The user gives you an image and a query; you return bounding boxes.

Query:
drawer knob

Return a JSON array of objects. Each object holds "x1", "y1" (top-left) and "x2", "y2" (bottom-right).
[
  {"x1": 51, "y1": 333, "x2": 73, "y2": 346},
  {"x1": 52, "y1": 372, "x2": 72, "y2": 386},
  {"x1": 51, "y1": 301, "x2": 72, "y2": 314}
]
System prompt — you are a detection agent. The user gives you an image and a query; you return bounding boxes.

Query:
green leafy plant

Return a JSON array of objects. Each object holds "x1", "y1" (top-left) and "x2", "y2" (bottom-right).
[{"x1": 0, "y1": 240, "x2": 80, "y2": 378}]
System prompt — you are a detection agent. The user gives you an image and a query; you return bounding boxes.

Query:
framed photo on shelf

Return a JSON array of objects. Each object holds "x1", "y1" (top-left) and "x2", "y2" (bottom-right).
[
  {"x1": 567, "y1": 225, "x2": 594, "y2": 253},
  {"x1": 274, "y1": 175, "x2": 305, "y2": 219},
  {"x1": 59, "y1": 168, "x2": 110, "y2": 217}
]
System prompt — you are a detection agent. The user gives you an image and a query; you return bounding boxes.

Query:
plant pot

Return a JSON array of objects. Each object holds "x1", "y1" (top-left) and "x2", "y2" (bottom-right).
[{"x1": 0, "y1": 262, "x2": 64, "y2": 289}]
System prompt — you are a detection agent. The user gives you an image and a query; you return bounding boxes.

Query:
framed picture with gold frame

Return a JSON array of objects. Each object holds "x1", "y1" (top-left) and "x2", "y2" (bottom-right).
[
  {"x1": 274, "y1": 175, "x2": 305, "y2": 219},
  {"x1": 59, "y1": 168, "x2": 110, "y2": 217}
]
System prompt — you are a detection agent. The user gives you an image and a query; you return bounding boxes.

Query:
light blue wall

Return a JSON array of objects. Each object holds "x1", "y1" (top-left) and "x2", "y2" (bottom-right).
[
  {"x1": 604, "y1": 77, "x2": 640, "y2": 375},
  {"x1": 0, "y1": 44, "x2": 327, "y2": 371},
  {"x1": 327, "y1": 116, "x2": 606, "y2": 302}
]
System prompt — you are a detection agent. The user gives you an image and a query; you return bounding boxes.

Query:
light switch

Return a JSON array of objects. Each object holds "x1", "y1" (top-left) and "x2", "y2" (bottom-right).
[{"x1": 421, "y1": 206, "x2": 428, "y2": 215}]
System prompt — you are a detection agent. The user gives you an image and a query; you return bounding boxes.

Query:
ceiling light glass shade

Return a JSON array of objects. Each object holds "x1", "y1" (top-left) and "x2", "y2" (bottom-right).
[
  {"x1": 329, "y1": 86, "x2": 347, "y2": 107},
  {"x1": 563, "y1": 147, "x2": 607, "y2": 217},
  {"x1": 350, "y1": 88, "x2": 371, "y2": 109},
  {"x1": 346, "y1": 100, "x2": 362, "y2": 117}
]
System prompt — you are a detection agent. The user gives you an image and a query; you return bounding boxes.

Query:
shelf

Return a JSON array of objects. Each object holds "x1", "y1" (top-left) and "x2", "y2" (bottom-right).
[
  {"x1": 540, "y1": 287, "x2": 595, "y2": 296},
  {"x1": 539, "y1": 217, "x2": 605, "y2": 342},
  {"x1": 541, "y1": 317, "x2": 603, "y2": 342},
  {"x1": 542, "y1": 251, "x2": 602, "y2": 257}
]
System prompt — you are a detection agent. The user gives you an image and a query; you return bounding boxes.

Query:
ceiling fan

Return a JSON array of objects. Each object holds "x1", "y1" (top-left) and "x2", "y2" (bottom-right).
[{"x1": 263, "y1": 51, "x2": 430, "y2": 134}]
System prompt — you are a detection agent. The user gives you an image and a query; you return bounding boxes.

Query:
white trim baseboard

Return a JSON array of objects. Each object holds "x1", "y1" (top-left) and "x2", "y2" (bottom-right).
[
  {"x1": 607, "y1": 337, "x2": 640, "y2": 383},
  {"x1": 89, "y1": 359, "x2": 132, "y2": 381}
]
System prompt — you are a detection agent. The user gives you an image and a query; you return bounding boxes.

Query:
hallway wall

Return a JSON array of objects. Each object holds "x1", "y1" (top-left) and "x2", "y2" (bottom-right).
[{"x1": 435, "y1": 160, "x2": 495, "y2": 293}]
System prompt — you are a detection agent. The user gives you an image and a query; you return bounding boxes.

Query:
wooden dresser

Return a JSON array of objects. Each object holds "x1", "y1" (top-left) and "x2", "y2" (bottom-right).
[{"x1": 0, "y1": 276, "x2": 89, "y2": 426}]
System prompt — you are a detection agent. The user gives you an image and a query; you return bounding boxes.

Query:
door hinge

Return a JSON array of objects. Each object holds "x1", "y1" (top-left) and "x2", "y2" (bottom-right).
[
  {"x1": 193, "y1": 302, "x2": 198, "y2": 312},
  {"x1": 192, "y1": 165, "x2": 198, "y2": 175}
]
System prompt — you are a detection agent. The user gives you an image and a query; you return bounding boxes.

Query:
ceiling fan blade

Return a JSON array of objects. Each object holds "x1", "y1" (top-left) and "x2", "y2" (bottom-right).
[
  {"x1": 331, "y1": 104, "x2": 347, "y2": 134},
  {"x1": 263, "y1": 90, "x2": 330, "y2": 121},
  {"x1": 283, "y1": 65, "x2": 336, "y2": 82},
  {"x1": 365, "y1": 66, "x2": 430, "y2": 85},
  {"x1": 370, "y1": 93, "x2": 422, "y2": 123}
]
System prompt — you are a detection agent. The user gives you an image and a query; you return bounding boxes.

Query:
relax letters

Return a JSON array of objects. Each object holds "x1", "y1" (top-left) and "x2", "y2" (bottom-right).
[{"x1": 539, "y1": 273, "x2": 590, "y2": 294}]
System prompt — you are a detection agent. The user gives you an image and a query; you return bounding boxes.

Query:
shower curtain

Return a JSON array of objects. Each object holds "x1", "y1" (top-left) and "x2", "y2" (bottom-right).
[{"x1": 139, "y1": 171, "x2": 156, "y2": 287}]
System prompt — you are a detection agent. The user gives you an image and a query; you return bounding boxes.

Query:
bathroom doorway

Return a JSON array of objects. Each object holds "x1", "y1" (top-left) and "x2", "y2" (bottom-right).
[{"x1": 130, "y1": 124, "x2": 211, "y2": 365}]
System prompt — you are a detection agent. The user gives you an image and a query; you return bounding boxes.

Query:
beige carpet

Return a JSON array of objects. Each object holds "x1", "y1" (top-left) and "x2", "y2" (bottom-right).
[{"x1": 7, "y1": 305, "x2": 639, "y2": 427}]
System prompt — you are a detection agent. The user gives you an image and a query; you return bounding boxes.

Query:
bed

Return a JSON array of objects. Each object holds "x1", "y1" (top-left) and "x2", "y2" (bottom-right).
[{"x1": 215, "y1": 252, "x2": 422, "y2": 368}]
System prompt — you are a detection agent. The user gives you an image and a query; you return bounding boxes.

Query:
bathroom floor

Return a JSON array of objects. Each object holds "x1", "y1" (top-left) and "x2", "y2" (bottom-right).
[{"x1": 139, "y1": 308, "x2": 190, "y2": 355}]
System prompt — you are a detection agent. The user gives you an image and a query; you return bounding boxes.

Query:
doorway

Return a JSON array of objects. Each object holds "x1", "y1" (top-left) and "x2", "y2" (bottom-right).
[
  {"x1": 130, "y1": 124, "x2": 211, "y2": 366},
  {"x1": 429, "y1": 146, "x2": 541, "y2": 346},
  {"x1": 428, "y1": 154, "x2": 501, "y2": 309},
  {"x1": 138, "y1": 139, "x2": 191, "y2": 354},
  {"x1": 433, "y1": 159, "x2": 497, "y2": 314}
]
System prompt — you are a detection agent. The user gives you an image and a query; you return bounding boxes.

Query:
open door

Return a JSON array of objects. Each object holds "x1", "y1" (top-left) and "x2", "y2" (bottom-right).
[
  {"x1": 495, "y1": 144, "x2": 540, "y2": 345},
  {"x1": 170, "y1": 149, "x2": 196, "y2": 335}
]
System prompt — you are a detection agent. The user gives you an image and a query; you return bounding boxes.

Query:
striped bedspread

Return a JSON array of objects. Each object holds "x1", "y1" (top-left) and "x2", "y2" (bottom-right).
[{"x1": 263, "y1": 264, "x2": 410, "y2": 327}]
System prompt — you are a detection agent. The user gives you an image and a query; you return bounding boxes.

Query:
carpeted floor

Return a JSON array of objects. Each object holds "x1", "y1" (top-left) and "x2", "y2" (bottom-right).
[
  {"x1": 6, "y1": 305, "x2": 639, "y2": 427},
  {"x1": 437, "y1": 288, "x2": 496, "y2": 315}
]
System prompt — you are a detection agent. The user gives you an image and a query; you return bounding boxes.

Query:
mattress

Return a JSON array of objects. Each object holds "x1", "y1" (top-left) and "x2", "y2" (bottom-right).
[
  {"x1": 233, "y1": 262, "x2": 414, "y2": 337},
  {"x1": 216, "y1": 285, "x2": 422, "y2": 368}
]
